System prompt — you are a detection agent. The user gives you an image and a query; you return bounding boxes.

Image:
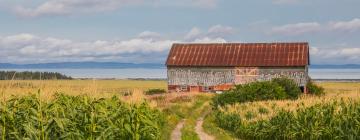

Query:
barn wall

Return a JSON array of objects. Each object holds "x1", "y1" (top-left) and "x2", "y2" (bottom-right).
[
  {"x1": 167, "y1": 67, "x2": 235, "y2": 86},
  {"x1": 167, "y1": 66, "x2": 308, "y2": 92},
  {"x1": 234, "y1": 67, "x2": 307, "y2": 86}
]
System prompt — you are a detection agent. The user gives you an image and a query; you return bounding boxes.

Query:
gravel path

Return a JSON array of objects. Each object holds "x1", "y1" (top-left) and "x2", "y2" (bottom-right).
[
  {"x1": 195, "y1": 117, "x2": 214, "y2": 140},
  {"x1": 171, "y1": 119, "x2": 185, "y2": 140}
]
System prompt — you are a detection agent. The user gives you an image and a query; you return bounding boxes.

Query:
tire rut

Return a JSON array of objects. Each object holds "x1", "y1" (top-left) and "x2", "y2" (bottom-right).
[
  {"x1": 171, "y1": 119, "x2": 185, "y2": 140},
  {"x1": 195, "y1": 116, "x2": 214, "y2": 140}
]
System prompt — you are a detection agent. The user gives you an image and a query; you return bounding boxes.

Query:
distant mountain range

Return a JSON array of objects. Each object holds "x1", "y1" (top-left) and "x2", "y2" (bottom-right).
[
  {"x1": 0, "y1": 62, "x2": 165, "y2": 69},
  {"x1": 309, "y1": 64, "x2": 360, "y2": 69},
  {"x1": 0, "y1": 62, "x2": 359, "y2": 69}
]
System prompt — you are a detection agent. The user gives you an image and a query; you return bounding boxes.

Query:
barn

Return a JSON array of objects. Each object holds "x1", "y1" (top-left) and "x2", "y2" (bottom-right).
[{"x1": 165, "y1": 42, "x2": 310, "y2": 93}]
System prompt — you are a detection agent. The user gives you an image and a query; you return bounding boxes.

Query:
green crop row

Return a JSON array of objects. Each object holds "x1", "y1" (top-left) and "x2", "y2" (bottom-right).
[
  {"x1": 215, "y1": 99, "x2": 360, "y2": 140},
  {"x1": 0, "y1": 92, "x2": 165, "y2": 140}
]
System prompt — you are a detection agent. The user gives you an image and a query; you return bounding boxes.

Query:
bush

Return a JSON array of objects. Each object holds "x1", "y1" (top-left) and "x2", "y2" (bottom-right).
[
  {"x1": 306, "y1": 81, "x2": 325, "y2": 96},
  {"x1": 212, "y1": 81, "x2": 287, "y2": 107},
  {"x1": 145, "y1": 88, "x2": 166, "y2": 95},
  {"x1": 272, "y1": 78, "x2": 302, "y2": 99}
]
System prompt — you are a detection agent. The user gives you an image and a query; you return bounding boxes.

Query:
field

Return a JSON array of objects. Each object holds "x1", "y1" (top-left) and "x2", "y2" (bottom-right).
[
  {"x1": 0, "y1": 79, "x2": 215, "y2": 140},
  {"x1": 0, "y1": 80, "x2": 167, "y2": 100},
  {"x1": 1, "y1": 80, "x2": 360, "y2": 139},
  {"x1": 213, "y1": 82, "x2": 360, "y2": 139},
  {"x1": 219, "y1": 82, "x2": 360, "y2": 123}
]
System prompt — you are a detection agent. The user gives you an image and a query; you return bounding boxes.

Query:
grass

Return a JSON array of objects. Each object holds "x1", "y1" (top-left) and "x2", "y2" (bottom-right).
[
  {"x1": 0, "y1": 79, "x2": 217, "y2": 140},
  {"x1": 180, "y1": 95, "x2": 212, "y2": 140},
  {"x1": 202, "y1": 112, "x2": 235, "y2": 140},
  {"x1": 318, "y1": 82, "x2": 360, "y2": 94},
  {"x1": 1, "y1": 80, "x2": 359, "y2": 139},
  {"x1": 214, "y1": 82, "x2": 360, "y2": 139},
  {"x1": 220, "y1": 83, "x2": 360, "y2": 124},
  {"x1": 158, "y1": 93, "x2": 212, "y2": 139}
]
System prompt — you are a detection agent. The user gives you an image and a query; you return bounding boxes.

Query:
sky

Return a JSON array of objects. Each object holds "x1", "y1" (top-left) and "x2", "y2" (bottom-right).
[{"x1": 0, "y1": 0, "x2": 359, "y2": 64}]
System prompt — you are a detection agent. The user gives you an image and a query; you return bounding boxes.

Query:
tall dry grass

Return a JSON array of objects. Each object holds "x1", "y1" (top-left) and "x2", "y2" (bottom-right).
[
  {"x1": 0, "y1": 79, "x2": 166, "y2": 101},
  {"x1": 220, "y1": 84, "x2": 360, "y2": 124}
]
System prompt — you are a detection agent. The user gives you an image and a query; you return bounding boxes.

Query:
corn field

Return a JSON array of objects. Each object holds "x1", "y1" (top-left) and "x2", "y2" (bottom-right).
[
  {"x1": 215, "y1": 99, "x2": 360, "y2": 139},
  {"x1": 0, "y1": 92, "x2": 165, "y2": 140}
]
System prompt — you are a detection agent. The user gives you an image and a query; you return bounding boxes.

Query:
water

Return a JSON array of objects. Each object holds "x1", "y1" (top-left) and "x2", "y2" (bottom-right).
[
  {"x1": 309, "y1": 69, "x2": 360, "y2": 79},
  {"x1": 0, "y1": 68, "x2": 359, "y2": 79}
]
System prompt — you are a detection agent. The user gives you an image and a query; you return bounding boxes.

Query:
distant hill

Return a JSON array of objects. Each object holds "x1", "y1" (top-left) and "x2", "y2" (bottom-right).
[
  {"x1": 310, "y1": 64, "x2": 360, "y2": 69},
  {"x1": 0, "y1": 71, "x2": 72, "y2": 80},
  {"x1": 0, "y1": 62, "x2": 165, "y2": 69},
  {"x1": 0, "y1": 62, "x2": 359, "y2": 69}
]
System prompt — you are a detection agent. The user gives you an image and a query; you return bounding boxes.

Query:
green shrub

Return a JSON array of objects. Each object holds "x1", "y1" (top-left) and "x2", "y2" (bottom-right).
[
  {"x1": 272, "y1": 78, "x2": 302, "y2": 99},
  {"x1": 145, "y1": 88, "x2": 166, "y2": 95},
  {"x1": 212, "y1": 81, "x2": 287, "y2": 107},
  {"x1": 306, "y1": 81, "x2": 325, "y2": 96}
]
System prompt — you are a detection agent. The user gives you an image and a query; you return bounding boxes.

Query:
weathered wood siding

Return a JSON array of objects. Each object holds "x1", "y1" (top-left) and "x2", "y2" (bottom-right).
[
  {"x1": 167, "y1": 66, "x2": 308, "y2": 89},
  {"x1": 234, "y1": 67, "x2": 308, "y2": 86},
  {"x1": 167, "y1": 67, "x2": 235, "y2": 86}
]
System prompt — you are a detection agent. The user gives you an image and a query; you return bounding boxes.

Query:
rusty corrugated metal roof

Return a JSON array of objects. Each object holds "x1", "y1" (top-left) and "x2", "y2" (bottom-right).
[{"x1": 166, "y1": 42, "x2": 309, "y2": 67}]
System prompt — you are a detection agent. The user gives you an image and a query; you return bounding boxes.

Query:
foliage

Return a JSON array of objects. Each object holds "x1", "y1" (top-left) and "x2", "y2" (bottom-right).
[
  {"x1": 214, "y1": 111, "x2": 242, "y2": 132},
  {"x1": 202, "y1": 112, "x2": 235, "y2": 140},
  {"x1": 215, "y1": 100, "x2": 360, "y2": 140},
  {"x1": 160, "y1": 94, "x2": 212, "y2": 140},
  {"x1": 212, "y1": 81, "x2": 287, "y2": 107},
  {"x1": 258, "y1": 107, "x2": 269, "y2": 114},
  {"x1": 0, "y1": 93, "x2": 164, "y2": 140},
  {"x1": 272, "y1": 78, "x2": 302, "y2": 99},
  {"x1": 0, "y1": 71, "x2": 72, "y2": 80},
  {"x1": 145, "y1": 88, "x2": 166, "y2": 95},
  {"x1": 0, "y1": 80, "x2": 167, "y2": 99},
  {"x1": 307, "y1": 81, "x2": 325, "y2": 96},
  {"x1": 180, "y1": 95, "x2": 212, "y2": 140}
]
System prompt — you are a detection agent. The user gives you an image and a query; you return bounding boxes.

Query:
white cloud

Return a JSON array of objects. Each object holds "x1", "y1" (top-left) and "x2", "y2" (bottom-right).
[
  {"x1": 207, "y1": 24, "x2": 235, "y2": 37},
  {"x1": 310, "y1": 46, "x2": 360, "y2": 64},
  {"x1": 0, "y1": 28, "x2": 228, "y2": 63},
  {"x1": 340, "y1": 48, "x2": 360, "y2": 56},
  {"x1": 270, "y1": 22, "x2": 322, "y2": 35},
  {"x1": 184, "y1": 25, "x2": 234, "y2": 41},
  {"x1": 184, "y1": 27, "x2": 202, "y2": 40},
  {"x1": 2, "y1": 31, "x2": 359, "y2": 64},
  {"x1": 138, "y1": 31, "x2": 161, "y2": 39},
  {"x1": 13, "y1": 0, "x2": 219, "y2": 17},
  {"x1": 329, "y1": 18, "x2": 360, "y2": 32},
  {"x1": 193, "y1": 37, "x2": 226, "y2": 43},
  {"x1": 15, "y1": 0, "x2": 142, "y2": 17},
  {"x1": 269, "y1": 18, "x2": 360, "y2": 35},
  {"x1": 0, "y1": 33, "x2": 178, "y2": 63}
]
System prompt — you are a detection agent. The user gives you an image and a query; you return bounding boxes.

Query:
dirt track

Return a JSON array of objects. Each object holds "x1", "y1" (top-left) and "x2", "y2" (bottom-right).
[
  {"x1": 171, "y1": 119, "x2": 185, "y2": 140},
  {"x1": 195, "y1": 117, "x2": 215, "y2": 140}
]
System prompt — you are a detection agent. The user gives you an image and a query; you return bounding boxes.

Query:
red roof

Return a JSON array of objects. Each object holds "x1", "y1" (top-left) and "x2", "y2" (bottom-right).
[{"x1": 166, "y1": 42, "x2": 309, "y2": 67}]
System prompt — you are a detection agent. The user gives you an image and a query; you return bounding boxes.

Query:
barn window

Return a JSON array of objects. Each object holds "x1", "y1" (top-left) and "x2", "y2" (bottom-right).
[
  {"x1": 180, "y1": 85, "x2": 188, "y2": 91},
  {"x1": 202, "y1": 86, "x2": 210, "y2": 92}
]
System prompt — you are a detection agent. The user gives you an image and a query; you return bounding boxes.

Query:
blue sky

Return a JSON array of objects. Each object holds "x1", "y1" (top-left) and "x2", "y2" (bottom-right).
[{"x1": 0, "y1": 0, "x2": 359, "y2": 64}]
